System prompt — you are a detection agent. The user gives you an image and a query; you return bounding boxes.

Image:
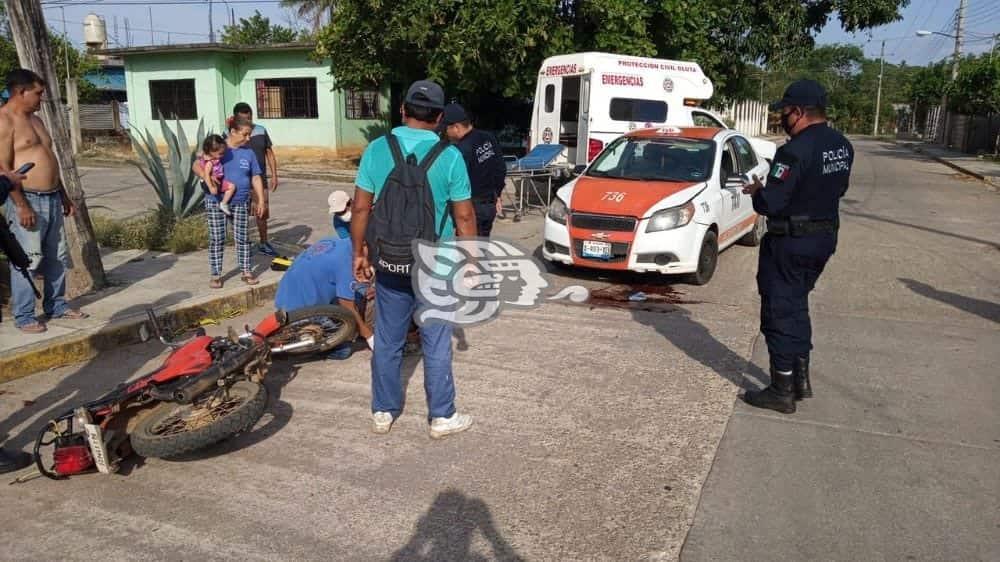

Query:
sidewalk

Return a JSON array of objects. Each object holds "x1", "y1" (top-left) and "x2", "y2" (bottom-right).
[
  {"x1": 0, "y1": 246, "x2": 284, "y2": 380},
  {"x1": 895, "y1": 140, "x2": 1000, "y2": 190}
]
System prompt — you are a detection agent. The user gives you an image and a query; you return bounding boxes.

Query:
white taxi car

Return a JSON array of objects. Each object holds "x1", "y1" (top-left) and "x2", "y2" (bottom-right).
[{"x1": 542, "y1": 126, "x2": 768, "y2": 284}]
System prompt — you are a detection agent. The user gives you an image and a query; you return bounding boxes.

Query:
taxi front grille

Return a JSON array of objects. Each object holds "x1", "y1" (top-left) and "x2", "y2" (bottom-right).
[
  {"x1": 570, "y1": 213, "x2": 637, "y2": 232},
  {"x1": 572, "y1": 240, "x2": 630, "y2": 263}
]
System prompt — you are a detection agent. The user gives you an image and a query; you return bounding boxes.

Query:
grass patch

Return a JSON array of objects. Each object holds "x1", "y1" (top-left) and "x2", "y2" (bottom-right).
[{"x1": 92, "y1": 208, "x2": 231, "y2": 254}]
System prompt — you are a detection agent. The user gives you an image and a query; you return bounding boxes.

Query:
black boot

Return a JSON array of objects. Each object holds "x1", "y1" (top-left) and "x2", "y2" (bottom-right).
[
  {"x1": 743, "y1": 369, "x2": 796, "y2": 414},
  {"x1": 0, "y1": 447, "x2": 30, "y2": 474},
  {"x1": 794, "y1": 355, "x2": 812, "y2": 400}
]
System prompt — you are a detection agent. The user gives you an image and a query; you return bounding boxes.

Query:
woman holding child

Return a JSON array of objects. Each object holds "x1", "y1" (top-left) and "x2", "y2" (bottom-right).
[{"x1": 194, "y1": 117, "x2": 267, "y2": 288}]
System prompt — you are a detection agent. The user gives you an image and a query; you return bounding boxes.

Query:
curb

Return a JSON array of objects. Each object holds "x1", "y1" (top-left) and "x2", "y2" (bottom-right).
[
  {"x1": 0, "y1": 281, "x2": 278, "y2": 384},
  {"x1": 894, "y1": 142, "x2": 999, "y2": 191}
]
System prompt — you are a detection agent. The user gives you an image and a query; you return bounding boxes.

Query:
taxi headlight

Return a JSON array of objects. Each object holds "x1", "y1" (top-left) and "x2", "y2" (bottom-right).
[
  {"x1": 548, "y1": 196, "x2": 569, "y2": 225},
  {"x1": 646, "y1": 201, "x2": 695, "y2": 233}
]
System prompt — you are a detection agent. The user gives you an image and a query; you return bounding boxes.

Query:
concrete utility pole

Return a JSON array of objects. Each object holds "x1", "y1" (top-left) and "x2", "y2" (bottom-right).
[
  {"x1": 208, "y1": 0, "x2": 214, "y2": 43},
  {"x1": 873, "y1": 40, "x2": 886, "y2": 136},
  {"x1": 3, "y1": 0, "x2": 105, "y2": 294},
  {"x1": 148, "y1": 6, "x2": 154, "y2": 45},
  {"x1": 941, "y1": 0, "x2": 966, "y2": 146},
  {"x1": 58, "y1": 5, "x2": 80, "y2": 154}
]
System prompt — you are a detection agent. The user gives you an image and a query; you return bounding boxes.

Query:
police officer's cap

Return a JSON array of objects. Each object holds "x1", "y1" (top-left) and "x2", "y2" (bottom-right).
[{"x1": 769, "y1": 79, "x2": 828, "y2": 111}]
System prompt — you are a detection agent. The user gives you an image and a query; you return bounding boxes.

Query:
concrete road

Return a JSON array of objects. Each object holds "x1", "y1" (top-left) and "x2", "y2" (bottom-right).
[
  {"x1": 0, "y1": 140, "x2": 996, "y2": 561},
  {"x1": 681, "y1": 140, "x2": 1000, "y2": 561}
]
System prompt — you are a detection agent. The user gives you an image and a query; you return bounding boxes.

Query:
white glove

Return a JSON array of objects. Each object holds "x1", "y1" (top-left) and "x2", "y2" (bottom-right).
[{"x1": 366, "y1": 336, "x2": 375, "y2": 350}]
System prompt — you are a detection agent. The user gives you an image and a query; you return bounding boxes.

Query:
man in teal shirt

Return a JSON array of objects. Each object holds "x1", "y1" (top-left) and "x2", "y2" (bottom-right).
[{"x1": 351, "y1": 80, "x2": 477, "y2": 439}]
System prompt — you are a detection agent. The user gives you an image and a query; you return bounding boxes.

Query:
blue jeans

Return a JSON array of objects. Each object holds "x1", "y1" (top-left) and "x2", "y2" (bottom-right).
[
  {"x1": 5, "y1": 191, "x2": 70, "y2": 327},
  {"x1": 372, "y1": 274, "x2": 455, "y2": 420}
]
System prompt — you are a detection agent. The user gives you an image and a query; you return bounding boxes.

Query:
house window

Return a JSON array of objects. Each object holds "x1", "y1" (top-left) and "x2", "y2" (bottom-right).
[
  {"x1": 345, "y1": 89, "x2": 380, "y2": 120},
  {"x1": 149, "y1": 79, "x2": 197, "y2": 120},
  {"x1": 255, "y1": 78, "x2": 319, "y2": 119}
]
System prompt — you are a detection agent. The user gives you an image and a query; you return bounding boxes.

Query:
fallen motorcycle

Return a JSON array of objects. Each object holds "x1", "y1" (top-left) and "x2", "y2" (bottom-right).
[{"x1": 25, "y1": 304, "x2": 355, "y2": 480}]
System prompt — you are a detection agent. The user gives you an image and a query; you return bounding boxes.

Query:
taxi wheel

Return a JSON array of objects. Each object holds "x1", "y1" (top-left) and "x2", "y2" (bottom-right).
[
  {"x1": 737, "y1": 215, "x2": 766, "y2": 246},
  {"x1": 686, "y1": 230, "x2": 718, "y2": 286}
]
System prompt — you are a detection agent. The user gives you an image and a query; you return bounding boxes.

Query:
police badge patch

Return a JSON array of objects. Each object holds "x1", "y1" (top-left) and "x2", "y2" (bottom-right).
[{"x1": 770, "y1": 162, "x2": 792, "y2": 181}]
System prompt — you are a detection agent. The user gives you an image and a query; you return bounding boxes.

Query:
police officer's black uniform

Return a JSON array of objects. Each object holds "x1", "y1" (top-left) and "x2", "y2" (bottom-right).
[{"x1": 744, "y1": 80, "x2": 853, "y2": 414}]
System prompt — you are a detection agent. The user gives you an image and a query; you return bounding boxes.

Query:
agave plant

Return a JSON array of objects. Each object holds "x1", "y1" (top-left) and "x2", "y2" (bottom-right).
[{"x1": 128, "y1": 114, "x2": 206, "y2": 219}]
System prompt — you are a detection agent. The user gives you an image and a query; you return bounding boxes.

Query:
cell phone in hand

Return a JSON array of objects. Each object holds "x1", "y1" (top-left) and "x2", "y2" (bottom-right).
[{"x1": 15, "y1": 162, "x2": 35, "y2": 175}]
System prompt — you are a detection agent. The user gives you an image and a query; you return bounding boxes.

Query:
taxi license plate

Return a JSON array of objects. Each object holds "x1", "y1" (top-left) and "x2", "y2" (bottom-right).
[{"x1": 581, "y1": 240, "x2": 612, "y2": 259}]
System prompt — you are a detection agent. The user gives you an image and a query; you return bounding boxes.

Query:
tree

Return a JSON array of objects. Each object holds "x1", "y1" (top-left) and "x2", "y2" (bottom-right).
[
  {"x1": 315, "y1": 0, "x2": 908, "y2": 105},
  {"x1": 280, "y1": 0, "x2": 335, "y2": 32},
  {"x1": 947, "y1": 54, "x2": 1000, "y2": 116},
  {"x1": 1, "y1": 5, "x2": 100, "y2": 102},
  {"x1": 221, "y1": 10, "x2": 299, "y2": 45}
]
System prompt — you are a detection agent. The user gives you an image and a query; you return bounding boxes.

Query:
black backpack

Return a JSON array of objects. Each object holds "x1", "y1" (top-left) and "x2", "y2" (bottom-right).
[{"x1": 366, "y1": 134, "x2": 452, "y2": 276}]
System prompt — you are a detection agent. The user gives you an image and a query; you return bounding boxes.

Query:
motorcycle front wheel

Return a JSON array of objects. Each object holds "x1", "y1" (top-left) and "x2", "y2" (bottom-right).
[
  {"x1": 268, "y1": 305, "x2": 357, "y2": 356},
  {"x1": 130, "y1": 381, "x2": 267, "y2": 459}
]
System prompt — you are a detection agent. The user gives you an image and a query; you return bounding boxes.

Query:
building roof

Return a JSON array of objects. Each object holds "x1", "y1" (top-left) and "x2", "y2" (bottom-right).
[{"x1": 97, "y1": 42, "x2": 316, "y2": 57}]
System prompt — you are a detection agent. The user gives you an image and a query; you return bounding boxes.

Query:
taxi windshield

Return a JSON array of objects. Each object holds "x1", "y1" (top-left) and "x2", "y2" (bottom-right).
[{"x1": 585, "y1": 137, "x2": 716, "y2": 183}]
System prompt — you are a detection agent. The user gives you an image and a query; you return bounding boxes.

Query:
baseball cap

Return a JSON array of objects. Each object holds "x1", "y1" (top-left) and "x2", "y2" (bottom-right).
[
  {"x1": 404, "y1": 80, "x2": 445, "y2": 109},
  {"x1": 442, "y1": 103, "x2": 469, "y2": 126},
  {"x1": 327, "y1": 190, "x2": 350, "y2": 214},
  {"x1": 769, "y1": 79, "x2": 828, "y2": 111}
]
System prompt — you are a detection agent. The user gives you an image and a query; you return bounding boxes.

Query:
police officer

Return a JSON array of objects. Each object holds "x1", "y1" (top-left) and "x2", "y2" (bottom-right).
[
  {"x1": 441, "y1": 103, "x2": 507, "y2": 237},
  {"x1": 741, "y1": 79, "x2": 853, "y2": 414}
]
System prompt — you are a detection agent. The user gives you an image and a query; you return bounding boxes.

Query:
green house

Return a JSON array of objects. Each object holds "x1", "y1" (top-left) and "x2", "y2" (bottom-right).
[{"x1": 102, "y1": 43, "x2": 388, "y2": 153}]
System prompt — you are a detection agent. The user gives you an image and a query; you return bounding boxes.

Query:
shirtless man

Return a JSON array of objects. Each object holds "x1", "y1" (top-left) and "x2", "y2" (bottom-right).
[{"x1": 1, "y1": 68, "x2": 86, "y2": 333}]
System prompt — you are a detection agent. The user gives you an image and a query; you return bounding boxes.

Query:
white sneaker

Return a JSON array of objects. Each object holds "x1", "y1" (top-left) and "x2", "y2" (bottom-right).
[
  {"x1": 219, "y1": 202, "x2": 232, "y2": 216},
  {"x1": 372, "y1": 411, "x2": 394, "y2": 434},
  {"x1": 429, "y1": 412, "x2": 473, "y2": 439}
]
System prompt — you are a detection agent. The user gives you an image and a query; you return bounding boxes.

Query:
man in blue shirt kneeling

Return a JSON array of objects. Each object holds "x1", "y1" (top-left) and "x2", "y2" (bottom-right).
[{"x1": 274, "y1": 232, "x2": 374, "y2": 359}]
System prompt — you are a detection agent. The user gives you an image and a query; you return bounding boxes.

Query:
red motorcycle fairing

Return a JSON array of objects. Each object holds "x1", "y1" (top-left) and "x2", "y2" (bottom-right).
[
  {"x1": 252, "y1": 313, "x2": 283, "y2": 339},
  {"x1": 125, "y1": 336, "x2": 216, "y2": 394}
]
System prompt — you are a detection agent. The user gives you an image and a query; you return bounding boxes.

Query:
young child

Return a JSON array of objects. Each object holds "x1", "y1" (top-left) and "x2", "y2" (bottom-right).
[{"x1": 197, "y1": 135, "x2": 237, "y2": 215}]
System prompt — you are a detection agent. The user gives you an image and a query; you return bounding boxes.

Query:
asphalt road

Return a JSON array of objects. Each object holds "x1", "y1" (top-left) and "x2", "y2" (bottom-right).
[{"x1": 1, "y1": 140, "x2": 997, "y2": 561}]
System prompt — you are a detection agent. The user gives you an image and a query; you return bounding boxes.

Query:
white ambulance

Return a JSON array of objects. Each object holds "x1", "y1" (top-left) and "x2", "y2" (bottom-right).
[{"x1": 529, "y1": 52, "x2": 775, "y2": 166}]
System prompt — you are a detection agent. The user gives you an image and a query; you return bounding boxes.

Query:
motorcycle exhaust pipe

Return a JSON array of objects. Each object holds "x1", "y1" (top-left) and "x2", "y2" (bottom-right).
[
  {"x1": 172, "y1": 344, "x2": 260, "y2": 403},
  {"x1": 173, "y1": 366, "x2": 224, "y2": 404},
  {"x1": 270, "y1": 338, "x2": 316, "y2": 354}
]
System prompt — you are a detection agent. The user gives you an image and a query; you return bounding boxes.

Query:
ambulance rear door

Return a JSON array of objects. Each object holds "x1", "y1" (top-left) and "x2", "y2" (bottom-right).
[{"x1": 534, "y1": 74, "x2": 564, "y2": 151}]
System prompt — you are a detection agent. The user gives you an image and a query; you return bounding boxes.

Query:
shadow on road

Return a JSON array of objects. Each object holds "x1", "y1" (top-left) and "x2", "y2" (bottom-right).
[
  {"x1": 1, "y1": 294, "x2": 194, "y2": 453},
  {"x1": 631, "y1": 306, "x2": 766, "y2": 390},
  {"x1": 899, "y1": 277, "x2": 1000, "y2": 324},
  {"x1": 392, "y1": 489, "x2": 525, "y2": 562},
  {"x1": 842, "y1": 209, "x2": 1000, "y2": 251}
]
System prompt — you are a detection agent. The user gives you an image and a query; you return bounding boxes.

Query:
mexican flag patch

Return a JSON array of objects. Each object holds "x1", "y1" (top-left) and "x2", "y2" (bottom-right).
[{"x1": 770, "y1": 162, "x2": 791, "y2": 181}]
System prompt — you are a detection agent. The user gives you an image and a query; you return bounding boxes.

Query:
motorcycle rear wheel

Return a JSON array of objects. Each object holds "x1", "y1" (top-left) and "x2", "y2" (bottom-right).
[
  {"x1": 269, "y1": 305, "x2": 357, "y2": 355},
  {"x1": 130, "y1": 381, "x2": 267, "y2": 459}
]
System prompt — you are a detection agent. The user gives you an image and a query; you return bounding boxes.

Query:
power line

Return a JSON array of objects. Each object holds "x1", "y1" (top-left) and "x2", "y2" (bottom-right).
[
  {"x1": 894, "y1": 0, "x2": 932, "y2": 57},
  {"x1": 45, "y1": 15, "x2": 210, "y2": 38},
  {"x1": 915, "y1": 9, "x2": 958, "y2": 63},
  {"x1": 963, "y1": 0, "x2": 996, "y2": 20}
]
